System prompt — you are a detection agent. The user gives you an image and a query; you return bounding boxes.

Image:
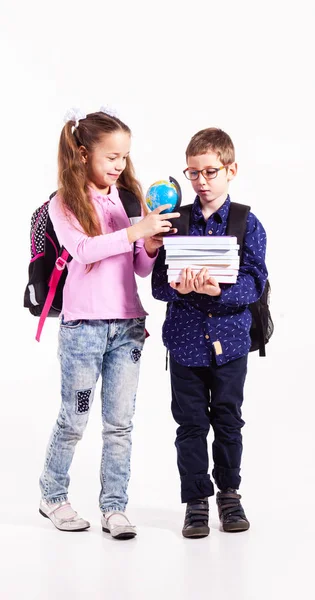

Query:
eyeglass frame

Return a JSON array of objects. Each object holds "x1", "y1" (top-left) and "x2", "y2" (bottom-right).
[{"x1": 183, "y1": 164, "x2": 232, "y2": 181}]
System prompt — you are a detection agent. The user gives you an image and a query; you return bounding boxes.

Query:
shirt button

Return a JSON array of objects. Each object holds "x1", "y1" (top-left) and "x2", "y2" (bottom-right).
[
  {"x1": 205, "y1": 334, "x2": 210, "y2": 339},
  {"x1": 208, "y1": 230, "x2": 213, "y2": 235},
  {"x1": 208, "y1": 313, "x2": 212, "y2": 318}
]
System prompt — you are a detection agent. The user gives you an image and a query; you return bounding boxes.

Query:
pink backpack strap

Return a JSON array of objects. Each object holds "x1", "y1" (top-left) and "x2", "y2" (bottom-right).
[{"x1": 36, "y1": 248, "x2": 70, "y2": 342}]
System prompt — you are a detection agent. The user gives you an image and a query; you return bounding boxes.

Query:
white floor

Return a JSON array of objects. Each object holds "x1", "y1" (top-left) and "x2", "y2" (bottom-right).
[
  {"x1": 1, "y1": 496, "x2": 314, "y2": 600},
  {"x1": 1, "y1": 316, "x2": 314, "y2": 600}
]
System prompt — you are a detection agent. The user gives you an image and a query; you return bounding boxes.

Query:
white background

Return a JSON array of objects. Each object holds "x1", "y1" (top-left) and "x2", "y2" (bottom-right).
[{"x1": 1, "y1": 1, "x2": 315, "y2": 598}]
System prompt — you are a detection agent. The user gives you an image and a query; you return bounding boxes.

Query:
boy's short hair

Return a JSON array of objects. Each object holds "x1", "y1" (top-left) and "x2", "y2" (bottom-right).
[{"x1": 186, "y1": 128, "x2": 235, "y2": 165}]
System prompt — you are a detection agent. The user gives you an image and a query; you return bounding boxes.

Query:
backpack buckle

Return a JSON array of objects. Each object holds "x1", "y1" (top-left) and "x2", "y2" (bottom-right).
[{"x1": 55, "y1": 257, "x2": 67, "y2": 271}]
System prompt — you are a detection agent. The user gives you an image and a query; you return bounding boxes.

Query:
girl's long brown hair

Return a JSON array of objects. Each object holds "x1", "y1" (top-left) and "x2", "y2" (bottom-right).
[{"x1": 58, "y1": 111, "x2": 146, "y2": 238}]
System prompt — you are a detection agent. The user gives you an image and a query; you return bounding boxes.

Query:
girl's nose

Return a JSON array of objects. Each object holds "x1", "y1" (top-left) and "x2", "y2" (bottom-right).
[{"x1": 115, "y1": 159, "x2": 125, "y2": 171}]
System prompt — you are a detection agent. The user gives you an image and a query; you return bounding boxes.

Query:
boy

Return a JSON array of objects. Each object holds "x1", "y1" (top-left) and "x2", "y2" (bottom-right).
[{"x1": 152, "y1": 128, "x2": 267, "y2": 538}]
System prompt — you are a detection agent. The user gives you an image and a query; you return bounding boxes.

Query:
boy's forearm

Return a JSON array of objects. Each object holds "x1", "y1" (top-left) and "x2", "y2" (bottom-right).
[
  {"x1": 152, "y1": 273, "x2": 183, "y2": 302},
  {"x1": 193, "y1": 268, "x2": 268, "y2": 311}
]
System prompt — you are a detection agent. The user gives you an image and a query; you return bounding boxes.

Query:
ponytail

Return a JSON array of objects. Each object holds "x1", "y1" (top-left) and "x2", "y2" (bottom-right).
[{"x1": 58, "y1": 121, "x2": 102, "y2": 237}]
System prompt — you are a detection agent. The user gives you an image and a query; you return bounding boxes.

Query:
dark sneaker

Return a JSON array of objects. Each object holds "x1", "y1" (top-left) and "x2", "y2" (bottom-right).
[
  {"x1": 182, "y1": 498, "x2": 210, "y2": 538},
  {"x1": 216, "y1": 488, "x2": 250, "y2": 532}
]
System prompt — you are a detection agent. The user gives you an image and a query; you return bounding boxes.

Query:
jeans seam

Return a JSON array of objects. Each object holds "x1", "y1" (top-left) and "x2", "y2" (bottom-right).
[{"x1": 43, "y1": 424, "x2": 63, "y2": 497}]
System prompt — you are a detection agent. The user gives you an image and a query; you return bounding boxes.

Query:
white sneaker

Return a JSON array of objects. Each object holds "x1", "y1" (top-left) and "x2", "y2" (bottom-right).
[
  {"x1": 39, "y1": 499, "x2": 90, "y2": 532},
  {"x1": 101, "y1": 511, "x2": 137, "y2": 539}
]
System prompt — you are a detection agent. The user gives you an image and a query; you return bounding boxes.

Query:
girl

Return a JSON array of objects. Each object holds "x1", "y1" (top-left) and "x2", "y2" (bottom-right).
[{"x1": 39, "y1": 108, "x2": 179, "y2": 539}]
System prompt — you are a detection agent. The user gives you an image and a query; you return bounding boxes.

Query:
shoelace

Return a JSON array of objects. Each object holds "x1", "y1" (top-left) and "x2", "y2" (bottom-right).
[
  {"x1": 217, "y1": 492, "x2": 247, "y2": 523},
  {"x1": 185, "y1": 499, "x2": 209, "y2": 527}
]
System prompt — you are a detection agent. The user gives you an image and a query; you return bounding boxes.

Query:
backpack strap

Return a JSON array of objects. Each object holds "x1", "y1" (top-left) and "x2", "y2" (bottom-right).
[
  {"x1": 250, "y1": 300, "x2": 266, "y2": 357},
  {"x1": 118, "y1": 188, "x2": 142, "y2": 218},
  {"x1": 225, "y1": 202, "x2": 251, "y2": 254},
  {"x1": 174, "y1": 203, "x2": 193, "y2": 235},
  {"x1": 226, "y1": 202, "x2": 267, "y2": 356},
  {"x1": 174, "y1": 202, "x2": 251, "y2": 240},
  {"x1": 35, "y1": 248, "x2": 71, "y2": 342}
]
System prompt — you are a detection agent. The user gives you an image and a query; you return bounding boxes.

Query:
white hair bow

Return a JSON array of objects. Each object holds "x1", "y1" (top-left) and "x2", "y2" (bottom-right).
[
  {"x1": 64, "y1": 107, "x2": 87, "y2": 130},
  {"x1": 100, "y1": 105, "x2": 118, "y2": 118}
]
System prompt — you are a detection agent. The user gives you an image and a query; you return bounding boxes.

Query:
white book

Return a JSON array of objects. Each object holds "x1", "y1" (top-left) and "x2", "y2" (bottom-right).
[
  {"x1": 164, "y1": 235, "x2": 238, "y2": 246},
  {"x1": 166, "y1": 255, "x2": 240, "y2": 262},
  {"x1": 167, "y1": 269, "x2": 238, "y2": 277},
  {"x1": 166, "y1": 248, "x2": 240, "y2": 257},
  {"x1": 164, "y1": 244, "x2": 240, "y2": 252},
  {"x1": 166, "y1": 259, "x2": 240, "y2": 267},
  {"x1": 166, "y1": 256, "x2": 239, "y2": 262}
]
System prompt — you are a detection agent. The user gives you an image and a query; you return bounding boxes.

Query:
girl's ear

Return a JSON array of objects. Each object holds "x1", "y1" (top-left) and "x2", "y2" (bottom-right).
[{"x1": 78, "y1": 146, "x2": 88, "y2": 164}]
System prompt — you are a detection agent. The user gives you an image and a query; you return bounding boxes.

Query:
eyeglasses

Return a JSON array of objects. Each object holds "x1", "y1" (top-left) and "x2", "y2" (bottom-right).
[{"x1": 183, "y1": 165, "x2": 230, "y2": 181}]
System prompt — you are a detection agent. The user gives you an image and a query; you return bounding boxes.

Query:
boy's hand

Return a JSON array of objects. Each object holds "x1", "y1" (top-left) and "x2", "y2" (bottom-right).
[
  {"x1": 169, "y1": 268, "x2": 196, "y2": 294},
  {"x1": 193, "y1": 268, "x2": 221, "y2": 296},
  {"x1": 145, "y1": 229, "x2": 178, "y2": 257}
]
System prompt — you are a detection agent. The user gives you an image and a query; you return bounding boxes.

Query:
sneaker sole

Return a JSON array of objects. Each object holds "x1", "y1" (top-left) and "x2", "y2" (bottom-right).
[
  {"x1": 102, "y1": 526, "x2": 136, "y2": 540},
  {"x1": 39, "y1": 509, "x2": 90, "y2": 532},
  {"x1": 182, "y1": 527, "x2": 210, "y2": 539},
  {"x1": 222, "y1": 522, "x2": 250, "y2": 532}
]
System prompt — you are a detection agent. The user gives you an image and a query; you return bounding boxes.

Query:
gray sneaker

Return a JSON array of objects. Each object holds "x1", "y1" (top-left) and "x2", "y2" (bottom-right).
[
  {"x1": 101, "y1": 511, "x2": 137, "y2": 539},
  {"x1": 39, "y1": 499, "x2": 90, "y2": 532}
]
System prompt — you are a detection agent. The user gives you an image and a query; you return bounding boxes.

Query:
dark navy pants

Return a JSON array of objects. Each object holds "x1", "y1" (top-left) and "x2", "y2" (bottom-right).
[{"x1": 170, "y1": 354, "x2": 248, "y2": 503}]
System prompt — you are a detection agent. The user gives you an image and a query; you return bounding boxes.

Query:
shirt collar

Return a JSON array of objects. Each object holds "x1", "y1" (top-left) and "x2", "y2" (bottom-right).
[
  {"x1": 88, "y1": 184, "x2": 117, "y2": 205},
  {"x1": 192, "y1": 194, "x2": 231, "y2": 224}
]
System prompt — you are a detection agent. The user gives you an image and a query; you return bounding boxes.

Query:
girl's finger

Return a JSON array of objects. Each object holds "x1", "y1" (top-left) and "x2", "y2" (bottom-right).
[
  {"x1": 159, "y1": 212, "x2": 180, "y2": 220},
  {"x1": 160, "y1": 220, "x2": 172, "y2": 229},
  {"x1": 153, "y1": 204, "x2": 172, "y2": 214}
]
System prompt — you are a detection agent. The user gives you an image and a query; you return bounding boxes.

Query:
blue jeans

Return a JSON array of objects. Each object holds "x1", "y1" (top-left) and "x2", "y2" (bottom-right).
[{"x1": 39, "y1": 318, "x2": 146, "y2": 512}]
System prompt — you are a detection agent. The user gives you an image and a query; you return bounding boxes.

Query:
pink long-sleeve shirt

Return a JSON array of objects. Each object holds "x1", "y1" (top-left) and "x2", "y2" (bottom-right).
[{"x1": 49, "y1": 185, "x2": 156, "y2": 321}]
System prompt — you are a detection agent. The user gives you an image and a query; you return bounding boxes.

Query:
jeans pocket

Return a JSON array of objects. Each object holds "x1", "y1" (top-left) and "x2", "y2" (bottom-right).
[{"x1": 60, "y1": 318, "x2": 83, "y2": 329}]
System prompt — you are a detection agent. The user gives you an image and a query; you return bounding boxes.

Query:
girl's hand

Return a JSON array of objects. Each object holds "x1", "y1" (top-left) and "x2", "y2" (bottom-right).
[
  {"x1": 145, "y1": 229, "x2": 178, "y2": 257},
  {"x1": 127, "y1": 205, "x2": 180, "y2": 243},
  {"x1": 193, "y1": 268, "x2": 222, "y2": 296},
  {"x1": 169, "y1": 268, "x2": 196, "y2": 294}
]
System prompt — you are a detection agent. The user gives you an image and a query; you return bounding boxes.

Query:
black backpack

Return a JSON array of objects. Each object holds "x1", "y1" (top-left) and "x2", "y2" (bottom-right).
[
  {"x1": 174, "y1": 202, "x2": 273, "y2": 357},
  {"x1": 24, "y1": 188, "x2": 142, "y2": 341}
]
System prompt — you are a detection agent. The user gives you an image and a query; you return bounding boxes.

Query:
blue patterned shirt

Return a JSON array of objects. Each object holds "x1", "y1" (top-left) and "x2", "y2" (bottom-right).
[{"x1": 151, "y1": 196, "x2": 268, "y2": 366}]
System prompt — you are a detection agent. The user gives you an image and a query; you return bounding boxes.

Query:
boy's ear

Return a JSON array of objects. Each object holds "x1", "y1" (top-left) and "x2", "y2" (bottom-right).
[
  {"x1": 227, "y1": 161, "x2": 237, "y2": 181},
  {"x1": 78, "y1": 145, "x2": 88, "y2": 164}
]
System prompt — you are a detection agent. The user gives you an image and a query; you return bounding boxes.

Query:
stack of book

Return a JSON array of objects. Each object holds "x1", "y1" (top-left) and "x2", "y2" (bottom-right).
[{"x1": 164, "y1": 236, "x2": 240, "y2": 284}]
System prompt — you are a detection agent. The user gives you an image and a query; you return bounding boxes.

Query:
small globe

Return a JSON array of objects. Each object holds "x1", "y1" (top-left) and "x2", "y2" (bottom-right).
[{"x1": 145, "y1": 179, "x2": 181, "y2": 214}]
